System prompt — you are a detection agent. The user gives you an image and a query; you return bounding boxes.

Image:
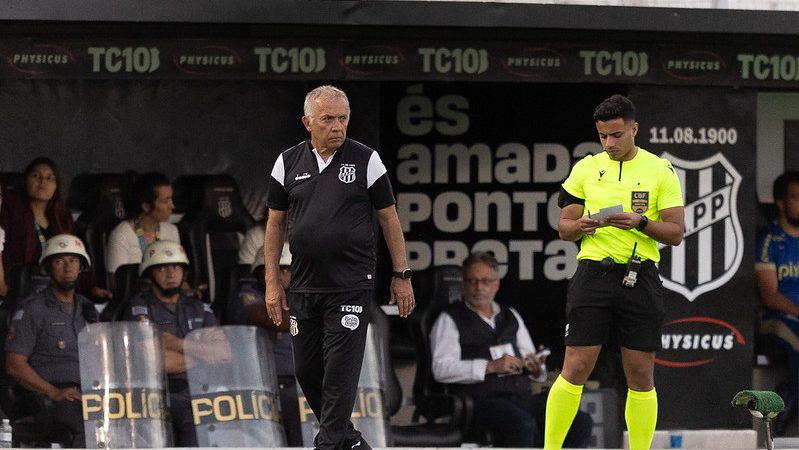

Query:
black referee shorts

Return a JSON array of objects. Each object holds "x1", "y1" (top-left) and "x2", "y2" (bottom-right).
[{"x1": 565, "y1": 259, "x2": 666, "y2": 352}]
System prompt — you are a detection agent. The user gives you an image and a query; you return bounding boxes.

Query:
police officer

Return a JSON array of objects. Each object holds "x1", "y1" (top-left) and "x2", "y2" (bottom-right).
[
  {"x1": 545, "y1": 95, "x2": 685, "y2": 450},
  {"x1": 121, "y1": 240, "x2": 219, "y2": 447},
  {"x1": 228, "y1": 244, "x2": 301, "y2": 446},
  {"x1": 5, "y1": 234, "x2": 98, "y2": 447}
]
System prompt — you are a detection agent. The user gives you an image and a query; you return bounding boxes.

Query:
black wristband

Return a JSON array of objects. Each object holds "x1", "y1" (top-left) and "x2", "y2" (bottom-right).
[
  {"x1": 392, "y1": 269, "x2": 412, "y2": 280},
  {"x1": 636, "y1": 215, "x2": 649, "y2": 231}
]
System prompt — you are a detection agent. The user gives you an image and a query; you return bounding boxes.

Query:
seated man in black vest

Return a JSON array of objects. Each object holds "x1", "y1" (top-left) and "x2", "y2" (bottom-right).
[{"x1": 430, "y1": 251, "x2": 593, "y2": 448}]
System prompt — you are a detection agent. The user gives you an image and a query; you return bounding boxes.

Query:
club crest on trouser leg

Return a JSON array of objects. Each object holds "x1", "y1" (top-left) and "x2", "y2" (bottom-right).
[
  {"x1": 657, "y1": 152, "x2": 743, "y2": 302},
  {"x1": 290, "y1": 316, "x2": 299, "y2": 336},
  {"x1": 341, "y1": 314, "x2": 360, "y2": 330}
]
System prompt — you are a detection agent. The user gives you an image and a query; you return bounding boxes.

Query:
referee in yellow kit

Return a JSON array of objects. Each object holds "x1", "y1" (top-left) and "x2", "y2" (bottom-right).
[{"x1": 544, "y1": 94, "x2": 685, "y2": 450}]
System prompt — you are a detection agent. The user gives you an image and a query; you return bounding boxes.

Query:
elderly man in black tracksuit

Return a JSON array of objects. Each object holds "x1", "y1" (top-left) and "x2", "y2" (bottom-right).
[{"x1": 264, "y1": 85, "x2": 415, "y2": 450}]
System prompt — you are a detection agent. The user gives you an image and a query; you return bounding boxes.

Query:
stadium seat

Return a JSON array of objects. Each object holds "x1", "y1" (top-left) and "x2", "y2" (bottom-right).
[
  {"x1": 223, "y1": 263, "x2": 258, "y2": 324},
  {"x1": 174, "y1": 175, "x2": 255, "y2": 318},
  {"x1": 0, "y1": 172, "x2": 23, "y2": 197},
  {"x1": 425, "y1": 264, "x2": 463, "y2": 309},
  {"x1": 388, "y1": 265, "x2": 462, "y2": 361},
  {"x1": 398, "y1": 298, "x2": 474, "y2": 446},
  {"x1": 69, "y1": 173, "x2": 133, "y2": 290},
  {"x1": 5, "y1": 263, "x2": 34, "y2": 310},
  {"x1": 100, "y1": 263, "x2": 146, "y2": 321},
  {"x1": 370, "y1": 301, "x2": 468, "y2": 447},
  {"x1": 5, "y1": 263, "x2": 48, "y2": 312}
]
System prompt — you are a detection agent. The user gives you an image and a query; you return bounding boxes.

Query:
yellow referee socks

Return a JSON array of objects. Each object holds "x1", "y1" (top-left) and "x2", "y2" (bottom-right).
[
  {"x1": 625, "y1": 387, "x2": 658, "y2": 450},
  {"x1": 544, "y1": 374, "x2": 584, "y2": 450}
]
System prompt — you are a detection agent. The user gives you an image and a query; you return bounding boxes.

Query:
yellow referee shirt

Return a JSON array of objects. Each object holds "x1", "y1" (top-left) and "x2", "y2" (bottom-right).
[{"x1": 561, "y1": 147, "x2": 684, "y2": 263}]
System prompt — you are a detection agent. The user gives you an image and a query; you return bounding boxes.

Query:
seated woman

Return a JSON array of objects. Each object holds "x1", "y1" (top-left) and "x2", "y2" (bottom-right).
[
  {"x1": 0, "y1": 157, "x2": 111, "y2": 302},
  {"x1": 1, "y1": 158, "x2": 73, "y2": 273},
  {"x1": 106, "y1": 172, "x2": 180, "y2": 289}
]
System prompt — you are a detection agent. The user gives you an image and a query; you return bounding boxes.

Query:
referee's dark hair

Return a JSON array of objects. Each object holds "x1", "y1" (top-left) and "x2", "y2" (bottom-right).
[
  {"x1": 462, "y1": 251, "x2": 499, "y2": 273},
  {"x1": 773, "y1": 171, "x2": 799, "y2": 202},
  {"x1": 593, "y1": 94, "x2": 636, "y2": 123}
]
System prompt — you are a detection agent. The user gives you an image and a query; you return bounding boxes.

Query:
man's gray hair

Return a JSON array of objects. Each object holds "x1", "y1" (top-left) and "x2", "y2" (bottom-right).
[
  {"x1": 304, "y1": 85, "x2": 349, "y2": 118},
  {"x1": 462, "y1": 251, "x2": 499, "y2": 273}
]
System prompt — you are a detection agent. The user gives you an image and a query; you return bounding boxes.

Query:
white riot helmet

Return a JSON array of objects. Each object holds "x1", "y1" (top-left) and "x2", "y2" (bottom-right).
[
  {"x1": 139, "y1": 240, "x2": 189, "y2": 276},
  {"x1": 251, "y1": 243, "x2": 291, "y2": 274},
  {"x1": 39, "y1": 234, "x2": 91, "y2": 271}
]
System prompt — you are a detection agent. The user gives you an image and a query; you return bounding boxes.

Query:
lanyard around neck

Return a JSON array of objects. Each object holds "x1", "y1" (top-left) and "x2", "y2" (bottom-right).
[
  {"x1": 33, "y1": 222, "x2": 46, "y2": 253},
  {"x1": 134, "y1": 216, "x2": 160, "y2": 252}
]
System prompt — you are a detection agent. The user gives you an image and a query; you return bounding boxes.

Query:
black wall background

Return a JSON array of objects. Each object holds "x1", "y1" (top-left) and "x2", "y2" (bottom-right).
[
  {"x1": 0, "y1": 80, "x2": 379, "y2": 219},
  {"x1": 1, "y1": 0, "x2": 795, "y2": 430},
  {"x1": 634, "y1": 86, "x2": 756, "y2": 428},
  {"x1": 1, "y1": 78, "x2": 758, "y2": 429}
]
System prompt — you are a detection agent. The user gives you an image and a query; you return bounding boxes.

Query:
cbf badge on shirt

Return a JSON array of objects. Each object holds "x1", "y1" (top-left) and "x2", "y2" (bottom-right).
[{"x1": 632, "y1": 191, "x2": 649, "y2": 214}]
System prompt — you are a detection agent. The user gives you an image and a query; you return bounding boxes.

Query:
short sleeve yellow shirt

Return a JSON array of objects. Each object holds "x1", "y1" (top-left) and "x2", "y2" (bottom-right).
[{"x1": 561, "y1": 147, "x2": 684, "y2": 263}]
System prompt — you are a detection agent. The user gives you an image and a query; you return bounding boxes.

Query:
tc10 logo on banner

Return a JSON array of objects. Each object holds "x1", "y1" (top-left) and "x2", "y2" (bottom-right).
[
  {"x1": 418, "y1": 47, "x2": 489, "y2": 74},
  {"x1": 88, "y1": 47, "x2": 160, "y2": 73},
  {"x1": 253, "y1": 47, "x2": 326, "y2": 74},
  {"x1": 579, "y1": 50, "x2": 649, "y2": 77}
]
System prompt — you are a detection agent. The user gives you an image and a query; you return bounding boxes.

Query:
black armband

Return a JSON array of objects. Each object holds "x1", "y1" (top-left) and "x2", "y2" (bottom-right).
[{"x1": 557, "y1": 187, "x2": 585, "y2": 208}]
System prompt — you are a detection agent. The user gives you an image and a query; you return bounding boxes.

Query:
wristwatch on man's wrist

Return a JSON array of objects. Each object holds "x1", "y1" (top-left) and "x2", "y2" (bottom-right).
[
  {"x1": 636, "y1": 215, "x2": 649, "y2": 231},
  {"x1": 392, "y1": 269, "x2": 413, "y2": 280}
]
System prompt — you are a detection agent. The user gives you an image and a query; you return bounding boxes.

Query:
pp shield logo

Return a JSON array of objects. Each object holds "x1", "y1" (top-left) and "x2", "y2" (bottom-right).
[
  {"x1": 657, "y1": 152, "x2": 743, "y2": 302},
  {"x1": 338, "y1": 164, "x2": 356, "y2": 184},
  {"x1": 217, "y1": 197, "x2": 232, "y2": 218}
]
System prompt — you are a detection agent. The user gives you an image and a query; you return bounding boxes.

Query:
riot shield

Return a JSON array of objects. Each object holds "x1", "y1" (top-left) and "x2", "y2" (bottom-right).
[
  {"x1": 79, "y1": 322, "x2": 172, "y2": 448},
  {"x1": 185, "y1": 325, "x2": 286, "y2": 447},
  {"x1": 298, "y1": 323, "x2": 390, "y2": 447}
]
